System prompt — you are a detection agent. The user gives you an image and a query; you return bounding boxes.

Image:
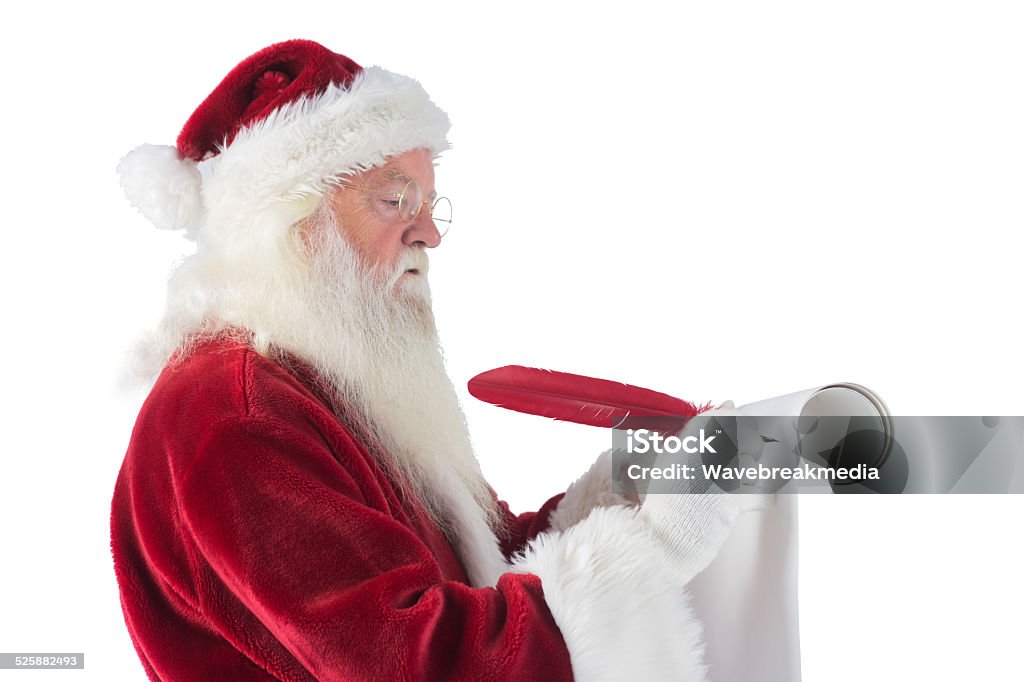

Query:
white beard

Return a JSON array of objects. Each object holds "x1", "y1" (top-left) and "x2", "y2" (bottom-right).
[
  {"x1": 293, "y1": 213, "x2": 503, "y2": 533},
  {"x1": 135, "y1": 197, "x2": 509, "y2": 587}
]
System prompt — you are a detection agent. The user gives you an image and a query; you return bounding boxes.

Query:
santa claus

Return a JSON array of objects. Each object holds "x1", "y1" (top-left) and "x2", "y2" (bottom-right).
[{"x1": 110, "y1": 39, "x2": 774, "y2": 681}]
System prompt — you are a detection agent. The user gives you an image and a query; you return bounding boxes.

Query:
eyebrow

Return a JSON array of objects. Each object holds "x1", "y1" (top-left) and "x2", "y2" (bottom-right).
[
  {"x1": 381, "y1": 169, "x2": 410, "y2": 183},
  {"x1": 379, "y1": 168, "x2": 437, "y2": 200}
]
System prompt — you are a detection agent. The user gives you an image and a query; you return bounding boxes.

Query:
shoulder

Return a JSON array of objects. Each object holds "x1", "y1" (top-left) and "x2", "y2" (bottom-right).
[
  {"x1": 150, "y1": 338, "x2": 326, "y2": 418},
  {"x1": 132, "y1": 337, "x2": 349, "y2": 457},
  {"x1": 126, "y1": 336, "x2": 390, "y2": 496}
]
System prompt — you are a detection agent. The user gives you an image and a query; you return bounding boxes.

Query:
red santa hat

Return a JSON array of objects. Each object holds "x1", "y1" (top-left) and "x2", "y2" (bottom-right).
[{"x1": 118, "y1": 39, "x2": 451, "y2": 238}]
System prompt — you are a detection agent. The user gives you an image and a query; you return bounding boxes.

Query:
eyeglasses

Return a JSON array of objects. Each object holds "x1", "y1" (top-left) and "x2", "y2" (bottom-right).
[{"x1": 334, "y1": 178, "x2": 453, "y2": 237}]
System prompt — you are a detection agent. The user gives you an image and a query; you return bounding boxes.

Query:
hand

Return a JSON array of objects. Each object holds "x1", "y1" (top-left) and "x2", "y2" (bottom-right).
[{"x1": 636, "y1": 402, "x2": 775, "y2": 581}]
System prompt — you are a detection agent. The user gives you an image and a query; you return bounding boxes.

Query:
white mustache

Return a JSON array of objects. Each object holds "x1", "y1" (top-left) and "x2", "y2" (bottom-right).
[
  {"x1": 384, "y1": 248, "x2": 429, "y2": 291},
  {"x1": 399, "y1": 248, "x2": 428, "y2": 274}
]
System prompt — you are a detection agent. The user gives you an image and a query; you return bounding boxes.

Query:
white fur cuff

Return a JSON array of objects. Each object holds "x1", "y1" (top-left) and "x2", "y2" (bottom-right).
[
  {"x1": 510, "y1": 506, "x2": 708, "y2": 681},
  {"x1": 547, "y1": 450, "x2": 635, "y2": 533}
]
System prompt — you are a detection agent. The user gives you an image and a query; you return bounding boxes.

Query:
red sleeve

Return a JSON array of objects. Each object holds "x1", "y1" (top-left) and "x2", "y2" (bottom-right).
[
  {"x1": 495, "y1": 494, "x2": 566, "y2": 560},
  {"x1": 178, "y1": 414, "x2": 574, "y2": 681}
]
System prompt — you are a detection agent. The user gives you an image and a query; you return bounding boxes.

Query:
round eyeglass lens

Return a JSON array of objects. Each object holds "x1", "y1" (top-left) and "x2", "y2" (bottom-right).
[
  {"x1": 398, "y1": 180, "x2": 423, "y2": 222},
  {"x1": 431, "y1": 197, "x2": 452, "y2": 236}
]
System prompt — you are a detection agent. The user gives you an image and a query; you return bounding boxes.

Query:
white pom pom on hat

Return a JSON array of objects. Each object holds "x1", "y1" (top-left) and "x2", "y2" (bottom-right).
[
  {"x1": 118, "y1": 144, "x2": 203, "y2": 235},
  {"x1": 118, "y1": 39, "x2": 450, "y2": 238}
]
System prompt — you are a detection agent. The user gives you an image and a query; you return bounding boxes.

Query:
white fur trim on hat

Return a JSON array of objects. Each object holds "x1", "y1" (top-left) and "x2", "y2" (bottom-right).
[
  {"x1": 120, "y1": 66, "x2": 449, "y2": 241},
  {"x1": 200, "y1": 66, "x2": 448, "y2": 236}
]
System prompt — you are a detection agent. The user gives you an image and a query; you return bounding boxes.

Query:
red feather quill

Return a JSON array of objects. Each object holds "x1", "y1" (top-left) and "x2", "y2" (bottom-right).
[{"x1": 467, "y1": 365, "x2": 708, "y2": 431}]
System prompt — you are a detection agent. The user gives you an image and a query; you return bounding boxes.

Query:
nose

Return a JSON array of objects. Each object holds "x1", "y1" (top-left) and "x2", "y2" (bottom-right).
[{"x1": 402, "y1": 208, "x2": 442, "y2": 249}]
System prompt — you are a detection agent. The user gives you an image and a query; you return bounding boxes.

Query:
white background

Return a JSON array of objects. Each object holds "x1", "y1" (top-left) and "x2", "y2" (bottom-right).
[{"x1": 1, "y1": 1, "x2": 1021, "y2": 680}]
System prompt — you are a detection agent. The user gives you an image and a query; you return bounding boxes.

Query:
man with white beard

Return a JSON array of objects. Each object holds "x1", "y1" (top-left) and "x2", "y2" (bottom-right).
[{"x1": 111, "y1": 40, "x2": 769, "y2": 681}]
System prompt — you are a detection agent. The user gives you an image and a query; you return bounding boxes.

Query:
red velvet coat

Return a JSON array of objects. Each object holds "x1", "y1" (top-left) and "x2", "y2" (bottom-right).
[{"x1": 111, "y1": 338, "x2": 575, "y2": 681}]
